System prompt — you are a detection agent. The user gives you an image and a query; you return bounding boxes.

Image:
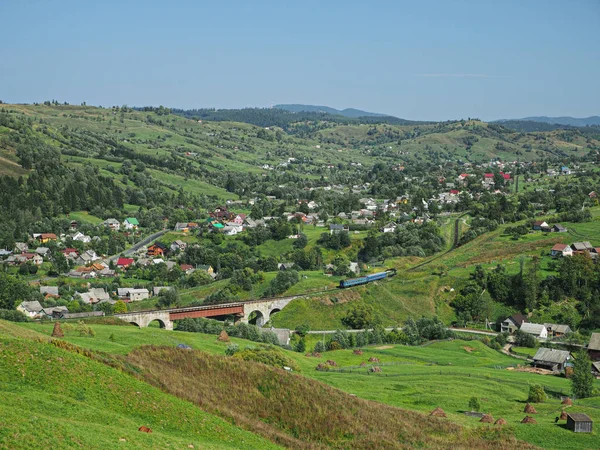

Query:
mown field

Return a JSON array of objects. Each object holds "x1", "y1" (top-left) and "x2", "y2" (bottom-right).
[{"x1": 14, "y1": 321, "x2": 600, "y2": 450}]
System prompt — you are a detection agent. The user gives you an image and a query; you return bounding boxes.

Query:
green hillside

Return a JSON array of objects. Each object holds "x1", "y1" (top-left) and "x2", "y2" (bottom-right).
[
  {"x1": 0, "y1": 325, "x2": 279, "y2": 449},
  {"x1": 15, "y1": 321, "x2": 600, "y2": 449}
]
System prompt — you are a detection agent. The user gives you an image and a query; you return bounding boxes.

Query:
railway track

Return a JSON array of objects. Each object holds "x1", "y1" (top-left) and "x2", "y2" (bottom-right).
[{"x1": 407, "y1": 213, "x2": 465, "y2": 272}]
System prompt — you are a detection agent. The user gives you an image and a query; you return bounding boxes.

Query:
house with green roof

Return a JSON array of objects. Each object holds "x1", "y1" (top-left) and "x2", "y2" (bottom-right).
[{"x1": 123, "y1": 217, "x2": 140, "y2": 230}]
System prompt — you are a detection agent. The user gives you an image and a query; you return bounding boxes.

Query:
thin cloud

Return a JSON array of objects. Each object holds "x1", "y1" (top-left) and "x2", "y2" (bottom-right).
[{"x1": 419, "y1": 73, "x2": 488, "y2": 78}]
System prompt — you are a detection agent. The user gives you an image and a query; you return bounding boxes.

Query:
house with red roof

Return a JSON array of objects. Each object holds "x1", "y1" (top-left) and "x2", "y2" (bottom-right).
[
  {"x1": 550, "y1": 243, "x2": 573, "y2": 257},
  {"x1": 116, "y1": 257, "x2": 135, "y2": 269},
  {"x1": 62, "y1": 248, "x2": 79, "y2": 259},
  {"x1": 483, "y1": 173, "x2": 495, "y2": 186},
  {"x1": 233, "y1": 213, "x2": 247, "y2": 225},
  {"x1": 180, "y1": 264, "x2": 195, "y2": 274}
]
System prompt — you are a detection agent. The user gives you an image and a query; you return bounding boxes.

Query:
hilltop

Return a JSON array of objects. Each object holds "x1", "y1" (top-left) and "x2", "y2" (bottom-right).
[
  {"x1": 274, "y1": 104, "x2": 392, "y2": 118},
  {"x1": 498, "y1": 116, "x2": 600, "y2": 127}
]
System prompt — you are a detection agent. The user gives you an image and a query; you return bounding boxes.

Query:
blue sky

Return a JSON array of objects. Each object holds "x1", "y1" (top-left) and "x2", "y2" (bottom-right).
[{"x1": 1, "y1": 0, "x2": 598, "y2": 121}]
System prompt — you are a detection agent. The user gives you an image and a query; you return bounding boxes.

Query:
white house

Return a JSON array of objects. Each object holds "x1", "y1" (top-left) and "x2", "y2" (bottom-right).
[
  {"x1": 123, "y1": 218, "x2": 140, "y2": 230},
  {"x1": 127, "y1": 288, "x2": 149, "y2": 302},
  {"x1": 72, "y1": 232, "x2": 91, "y2": 243},
  {"x1": 520, "y1": 322, "x2": 548, "y2": 339},
  {"x1": 501, "y1": 314, "x2": 527, "y2": 333},
  {"x1": 550, "y1": 243, "x2": 573, "y2": 258},
  {"x1": 103, "y1": 218, "x2": 120, "y2": 231},
  {"x1": 16, "y1": 301, "x2": 44, "y2": 318},
  {"x1": 382, "y1": 222, "x2": 397, "y2": 233}
]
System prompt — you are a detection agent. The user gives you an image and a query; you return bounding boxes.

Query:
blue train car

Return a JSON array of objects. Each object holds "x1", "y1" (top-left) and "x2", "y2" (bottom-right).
[
  {"x1": 339, "y1": 268, "x2": 397, "y2": 288},
  {"x1": 366, "y1": 272, "x2": 387, "y2": 282}
]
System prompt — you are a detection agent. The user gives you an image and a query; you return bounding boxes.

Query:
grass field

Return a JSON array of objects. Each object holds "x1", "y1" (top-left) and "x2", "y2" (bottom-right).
[
  {"x1": 14, "y1": 321, "x2": 600, "y2": 449},
  {"x1": 0, "y1": 326, "x2": 279, "y2": 449}
]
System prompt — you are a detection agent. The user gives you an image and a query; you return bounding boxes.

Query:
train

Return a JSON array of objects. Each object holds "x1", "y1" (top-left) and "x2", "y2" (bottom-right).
[{"x1": 338, "y1": 268, "x2": 397, "y2": 288}]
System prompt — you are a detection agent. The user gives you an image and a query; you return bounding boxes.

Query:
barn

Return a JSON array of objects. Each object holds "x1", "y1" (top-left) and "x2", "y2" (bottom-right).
[
  {"x1": 532, "y1": 348, "x2": 571, "y2": 372},
  {"x1": 588, "y1": 333, "x2": 600, "y2": 361},
  {"x1": 566, "y1": 413, "x2": 593, "y2": 433}
]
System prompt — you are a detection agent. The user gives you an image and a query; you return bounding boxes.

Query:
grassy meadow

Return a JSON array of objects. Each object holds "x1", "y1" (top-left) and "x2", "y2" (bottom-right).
[{"x1": 12, "y1": 321, "x2": 600, "y2": 449}]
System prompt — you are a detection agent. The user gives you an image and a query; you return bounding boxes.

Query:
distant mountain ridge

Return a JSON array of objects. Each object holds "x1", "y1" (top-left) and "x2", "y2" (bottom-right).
[
  {"x1": 274, "y1": 104, "x2": 393, "y2": 118},
  {"x1": 496, "y1": 116, "x2": 600, "y2": 127}
]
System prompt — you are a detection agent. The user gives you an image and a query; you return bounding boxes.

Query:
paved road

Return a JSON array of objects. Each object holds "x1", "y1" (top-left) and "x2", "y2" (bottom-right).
[{"x1": 107, "y1": 229, "x2": 168, "y2": 262}]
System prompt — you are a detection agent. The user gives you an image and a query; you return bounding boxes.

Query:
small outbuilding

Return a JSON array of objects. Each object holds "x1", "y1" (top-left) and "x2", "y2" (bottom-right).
[{"x1": 566, "y1": 413, "x2": 593, "y2": 433}]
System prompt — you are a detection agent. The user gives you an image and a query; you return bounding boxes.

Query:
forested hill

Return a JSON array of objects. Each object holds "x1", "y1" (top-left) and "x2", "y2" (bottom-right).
[
  {"x1": 170, "y1": 107, "x2": 423, "y2": 129},
  {"x1": 495, "y1": 120, "x2": 600, "y2": 134},
  {"x1": 516, "y1": 116, "x2": 600, "y2": 127},
  {"x1": 274, "y1": 104, "x2": 390, "y2": 118}
]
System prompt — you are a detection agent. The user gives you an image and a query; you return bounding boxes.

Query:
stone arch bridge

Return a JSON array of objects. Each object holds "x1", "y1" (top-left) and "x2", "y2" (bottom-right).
[{"x1": 114, "y1": 296, "x2": 296, "y2": 331}]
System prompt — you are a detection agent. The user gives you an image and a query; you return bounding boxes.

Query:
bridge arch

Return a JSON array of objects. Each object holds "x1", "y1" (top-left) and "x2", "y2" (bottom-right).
[
  {"x1": 148, "y1": 318, "x2": 168, "y2": 329},
  {"x1": 268, "y1": 308, "x2": 281, "y2": 319},
  {"x1": 129, "y1": 321, "x2": 141, "y2": 328},
  {"x1": 247, "y1": 310, "x2": 266, "y2": 327}
]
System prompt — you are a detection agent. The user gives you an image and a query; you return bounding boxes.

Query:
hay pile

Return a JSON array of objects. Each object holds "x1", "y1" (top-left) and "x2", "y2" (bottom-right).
[
  {"x1": 494, "y1": 418, "x2": 507, "y2": 426},
  {"x1": 326, "y1": 360, "x2": 337, "y2": 366},
  {"x1": 429, "y1": 407, "x2": 447, "y2": 418},
  {"x1": 368, "y1": 357, "x2": 380, "y2": 363},
  {"x1": 559, "y1": 411, "x2": 568, "y2": 421},
  {"x1": 217, "y1": 330, "x2": 230, "y2": 342},
  {"x1": 51, "y1": 322, "x2": 64, "y2": 338},
  {"x1": 480, "y1": 414, "x2": 494, "y2": 423},
  {"x1": 369, "y1": 366, "x2": 382, "y2": 373},
  {"x1": 561, "y1": 397, "x2": 573, "y2": 406},
  {"x1": 353, "y1": 349, "x2": 363, "y2": 355},
  {"x1": 521, "y1": 416, "x2": 537, "y2": 424},
  {"x1": 524, "y1": 403, "x2": 537, "y2": 414}
]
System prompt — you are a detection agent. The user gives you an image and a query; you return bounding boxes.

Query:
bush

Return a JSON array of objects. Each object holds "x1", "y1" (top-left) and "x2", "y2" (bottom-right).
[
  {"x1": 527, "y1": 384, "x2": 547, "y2": 403},
  {"x1": 225, "y1": 343, "x2": 239, "y2": 356},
  {"x1": 0, "y1": 309, "x2": 28, "y2": 322},
  {"x1": 468, "y1": 397, "x2": 481, "y2": 412},
  {"x1": 113, "y1": 300, "x2": 127, "y2": 314},
  {"x1": 295, "y1": 339, "x2": 306, "y2": 353},
  {"x1": 176, "y1": 317, "x2": 281, "y2": 346},
  {"x1": 342, "y1": 304, "x2": 374, "y2": 329},
  {"x1": 294, "y1": 323, "x2": 310, "y2": 337},
  {"x1": 514, "y1": 330, "x2": 537, "y2": 348},
  {"x1": 262, "y1": 270, "x2": 300, "y2": 297},
  {"x1": 313, "y1": 341, "x2": 326, "y2": 353}
]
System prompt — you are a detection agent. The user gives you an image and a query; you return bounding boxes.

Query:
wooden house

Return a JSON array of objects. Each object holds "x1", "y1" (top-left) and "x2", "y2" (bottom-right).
[
  {"x1": 531, "y1": 348, "x2": 571, "y2": 371},
  {"x1": 588, "y1": 333, "x2": 600, "y2": 361},
  {"x1": 147, "y1": 242, "x2": 167, "y2": 257},
  {"x1": 566, "y1": 413, "x2": 593, "y2": 433}
]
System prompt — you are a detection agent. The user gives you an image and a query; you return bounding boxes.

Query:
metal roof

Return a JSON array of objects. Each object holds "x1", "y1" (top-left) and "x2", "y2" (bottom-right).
[
  {"x1": 567, "y1": 413, "x2": 592, "y2": 422},
  {"x1": 520, "y1": 322, "x2": 546, "y2": 335},
  {"x1": 588, "y1": 333, "x2": 600, "y2": 351},
  {"x1": 532, "y1": 348, "x2": 570, "y2": 364}
]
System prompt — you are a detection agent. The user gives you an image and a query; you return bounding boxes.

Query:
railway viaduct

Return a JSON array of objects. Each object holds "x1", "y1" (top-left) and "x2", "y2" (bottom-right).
[{"x1": 114, "y1": 296, "x2": 296, "y2": 331}]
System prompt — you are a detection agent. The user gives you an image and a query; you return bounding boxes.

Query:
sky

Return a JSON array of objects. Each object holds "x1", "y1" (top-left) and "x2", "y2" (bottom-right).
[{"x1": 1, "y1": 0, "x2": 599, "y2": 121}]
